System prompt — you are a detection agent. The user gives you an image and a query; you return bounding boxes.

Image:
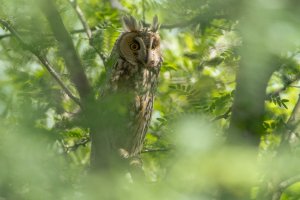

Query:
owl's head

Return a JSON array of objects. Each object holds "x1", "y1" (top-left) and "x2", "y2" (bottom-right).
[{"x1": 117, "y1": 15, "x2": 162, "y2": 68}]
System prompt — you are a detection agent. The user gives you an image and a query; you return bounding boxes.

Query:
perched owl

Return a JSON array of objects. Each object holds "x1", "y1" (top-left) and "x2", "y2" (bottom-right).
[{"x1": 102, "y1": 15, "x2": 162, "y2": 158}]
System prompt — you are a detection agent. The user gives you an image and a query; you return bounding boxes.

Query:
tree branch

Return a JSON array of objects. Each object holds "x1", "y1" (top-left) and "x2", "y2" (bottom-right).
[
  {"x1": 69, "y1": 0, "x2": 92, "y2": 38},
  {"x1": 141, "y1": 148, "x2": 171, "y2": 153},
  {"x1": 63, "y1": 137, "x2": 90, "y2": 152},
  {"x1": 0, "y1": 33, "x2": 11, "y2": 40},
  {"x1": 0, "y1": 19, "x2": 81, "y2": 106},
  {"x1": 266, "y1": 75, "x2": 300, "y2": 99},
  {"x1": 0, "y1": 27, "x2": 98, "y2": 41},
  {"x1": 69, "y1": 0, "x2": 107, "y2": 63},
  {"x1": 272, "y1": 175, "x2": 300, "y2": 200},
  {"x1": 0, "y1": 12, "x2": 226, "y2": 41},
  {"x1": 40, "y1": 0, "x2": 91, "y2": 100},
  {"x1": 143, "y1": 13, "x2": 225, "y2": 30},
  {"x1": 276, "y1": 93, "x2": 300, "y2": 151},
  {"x1": 212, "y1": 107, "x2": 232, "y2": 122},
  {"x1": 213, "y1": 71, "x2": 300, "y2": 123},
  {"x1": 286, "y1": 94, "x2": 300, "y2": 126}
]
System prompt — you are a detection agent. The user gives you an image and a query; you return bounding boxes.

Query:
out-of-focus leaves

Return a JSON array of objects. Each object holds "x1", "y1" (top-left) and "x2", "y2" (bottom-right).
[{"x1": 1, "y1": 0, "x2": 300, "y2": 199}]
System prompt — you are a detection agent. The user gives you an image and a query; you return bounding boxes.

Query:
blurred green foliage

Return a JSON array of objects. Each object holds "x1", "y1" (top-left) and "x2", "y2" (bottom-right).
[{"x1": 1, "y1": 0, "x2": 300, "y2": 199}]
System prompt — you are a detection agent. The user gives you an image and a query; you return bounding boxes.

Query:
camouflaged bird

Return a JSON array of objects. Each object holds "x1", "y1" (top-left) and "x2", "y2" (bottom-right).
[{"x1": 102, "y1": 15, "x2": 162, "y2": 158}]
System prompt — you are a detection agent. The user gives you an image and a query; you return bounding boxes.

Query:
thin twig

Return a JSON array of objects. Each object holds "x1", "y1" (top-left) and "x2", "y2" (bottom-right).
[
  {"x1": 69, "y1": 0, "x2": 92, "y2": 38},
  {"x1": 142, "y1": 0, "x2": 145, "y2": 23},
  {"x1": 272, "y1": 175, "x2": 300, "y2": 200},
  {"x1": 69, "y1": 0, "x2": 107, "y2": 63},
  {"x1": 0, "y1": 19, "x2": 81, "y2": 106},
  {"x1": 0, "y1": 33, "x2": 11, "y2": 40},
  {"x1": 212, "y1": 107, "x2": 232, "y2": 122},
  {"x1": 267, "y1": 76, "x2": 300, "y2": 99},
  {"x1": 70, "y1": 27, "x2": 97, "y2": 34},
  {"x1": 64, "y1": 137, "x2": 90, "y2": 152},
  {"x1": 141, "y1": 148, "x2": 171, "y2": 153},
  {"x1": 289, "y1": 85, "x2": 300, "y2": 88},
  {"x1": 0, "y1": 27, "x2": 98, "y2": 41},
  {"x1": 0, "y1": 13, "x2": 225, "y2": 41}
]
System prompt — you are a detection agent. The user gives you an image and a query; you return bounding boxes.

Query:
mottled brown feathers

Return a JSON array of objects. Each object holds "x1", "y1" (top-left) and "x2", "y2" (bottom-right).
[{"x1": 104, "y1": 15, "x2": 162, "y2": 157}]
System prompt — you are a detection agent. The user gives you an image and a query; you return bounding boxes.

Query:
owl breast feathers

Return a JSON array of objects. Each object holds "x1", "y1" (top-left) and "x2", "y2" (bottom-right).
[{"x1": 103, "y1": 16, "x2": 163, "y2": 157}]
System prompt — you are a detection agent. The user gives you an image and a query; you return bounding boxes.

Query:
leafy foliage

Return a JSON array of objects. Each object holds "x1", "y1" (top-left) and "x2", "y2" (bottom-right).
[{"x1": 1, "y1": 0, "x2": 300, "y2": 199}]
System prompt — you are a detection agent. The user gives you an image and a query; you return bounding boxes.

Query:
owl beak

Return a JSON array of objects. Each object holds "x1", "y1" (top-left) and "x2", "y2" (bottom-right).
[
  {"x1": 134, "y1": 37, "x2": 147, "y2": 65},
  {"x1": 135, "y1": 37, "x2": 155, "y2": 67},
  {"x1": 139, "y1": 52, "x2": 151, "y2": 66},
  {"x1": 138, "y1": 50, "x2": 147, "y2": 65},
  {"x1": 145, "y1": 51, "x2": 157, "y2": 67},
  {"x1": 145, "y1": 38, "x2": 155, "y2": 67},
  {"x1": 144, "y1": 52, "x2": 149, "y2": 64}
]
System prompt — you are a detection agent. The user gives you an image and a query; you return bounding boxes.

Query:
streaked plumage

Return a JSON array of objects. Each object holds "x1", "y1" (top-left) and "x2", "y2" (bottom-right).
[{"x1": 103, "y1": 16, "x2": 162, "y2": 157}]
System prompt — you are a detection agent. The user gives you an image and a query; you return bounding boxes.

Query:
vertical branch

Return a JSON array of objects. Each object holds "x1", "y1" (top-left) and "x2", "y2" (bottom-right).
[
  {"x1": 69, "y1": 0, "x2": 92, "y2": 39},
  {"x1": 228, "y1": 60, "x2": 278, "y2": 146},
  {"x1": 259, "y1": 98, "x2": 300, "y2": 200},
  {"x1": 40, "y1": 0, "x2": 91, "y2": 100},
  {"x1": 142, "y1": 0, "x2": 145, "y2": 23},
  {"x1": 227, "y1": 1, "x2": 281, "y2": 146},
  {"x1": 277, "y1": 94, "x2": 300, "y2": 150},
  {"x1": 40, "y1": 0, "x2": 116, "y2": 170},
  {"x1": 286, "y1": 94, "x2": 300, "y2": 128},
  {"x1": 69, "y1": 0, "x2": 107, "y2": 64}
]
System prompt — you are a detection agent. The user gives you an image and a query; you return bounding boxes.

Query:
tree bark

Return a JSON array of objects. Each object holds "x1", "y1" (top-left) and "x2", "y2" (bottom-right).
[
  {"x1": 228, "y1": 57, "x2": 279, "y2": 146},
  {"x1": 39, "y1": 0, "x2": 115, "y2": 171}
]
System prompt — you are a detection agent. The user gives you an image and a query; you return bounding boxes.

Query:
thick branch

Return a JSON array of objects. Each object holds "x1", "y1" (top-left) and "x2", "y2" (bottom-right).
[
  {"x1": 0, "y1": 19, "x2": 81, "y2": 106},
  {"x1": 40, "y1": 0, "x2": 91, "y2": 100},
  {"x1": 228, "y1": 54, "x2": 280, "y2": 146}
]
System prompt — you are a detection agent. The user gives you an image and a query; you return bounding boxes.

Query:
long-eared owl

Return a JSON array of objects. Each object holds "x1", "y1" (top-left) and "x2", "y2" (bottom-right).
[{"x1": 103, "y1": 15, "x2": 162, "y2": 158}]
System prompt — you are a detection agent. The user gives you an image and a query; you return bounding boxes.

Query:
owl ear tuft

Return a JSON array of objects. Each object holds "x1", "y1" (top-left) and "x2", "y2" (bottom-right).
[
  {"x1": 150, "y1": 15, "x2": 160, "y2": 32},
  {"x1": 122, "y1": 15, "x2": 142, "y2": 32}
]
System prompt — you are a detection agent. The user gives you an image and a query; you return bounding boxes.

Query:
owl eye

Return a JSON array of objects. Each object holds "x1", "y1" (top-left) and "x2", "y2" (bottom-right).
[{"x1": 130, "y1": 42, "x2": 140, "y2": 51}]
